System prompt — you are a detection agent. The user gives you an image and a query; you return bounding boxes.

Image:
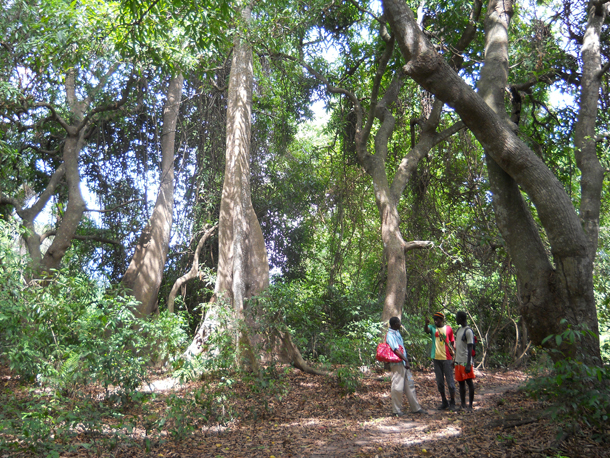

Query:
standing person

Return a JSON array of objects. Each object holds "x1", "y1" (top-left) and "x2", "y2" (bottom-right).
[
  {"x1": 424, "y1": 312, "x2": 456, "y2": 410},
  {"x1": 386, "y1": 317, "x2": 427, "y2": 417},
  {"x1": 454, "y1": 311, "x2": 476, "y2": 411}
]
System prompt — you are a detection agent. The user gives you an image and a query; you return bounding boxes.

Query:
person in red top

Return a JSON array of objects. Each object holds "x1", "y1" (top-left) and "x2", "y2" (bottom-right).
[{"x1": 424, "y1": 312, "x2": 456, "y2": 410}]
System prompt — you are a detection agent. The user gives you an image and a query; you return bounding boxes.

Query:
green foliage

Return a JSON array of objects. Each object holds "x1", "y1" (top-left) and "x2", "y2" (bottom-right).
[
  {"x1": 0, "y1": 220, "x2": 188, "y2": 399},
  {"x1": 335, "y1": 366, "x2": 362, "y2": 394},
  {"x1": 400, "y1": 314, "x2": 432, "y2": 368},
  {"x1": 0, "y1": 391, "x2": 140, "y2": 456},
  {"x1": 118, "y1": 0, "x2": 233, "y2": 70},
  {"x1": 526, "y1": 324, "x2": 610, "y2": 436},
  {"x1": 248, "y1": 281, "x2": 382, "y2": 367}
]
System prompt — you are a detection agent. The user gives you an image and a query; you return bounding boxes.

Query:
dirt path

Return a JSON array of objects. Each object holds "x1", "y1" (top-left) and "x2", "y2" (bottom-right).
[{"x1": 306, "y1": 370, "x2": 528, "y2": 457}]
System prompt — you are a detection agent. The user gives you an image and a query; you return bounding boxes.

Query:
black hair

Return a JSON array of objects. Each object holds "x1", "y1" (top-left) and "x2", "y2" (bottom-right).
[
  {"x1": 456, "y1": 311, "x2": 467, "y2": 323},
  {"x1": 389, "y1": 317, "x2": 401, "y2": 328}
]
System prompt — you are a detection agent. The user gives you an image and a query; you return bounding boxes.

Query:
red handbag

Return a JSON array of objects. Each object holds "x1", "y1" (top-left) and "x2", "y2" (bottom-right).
[{"x1": 376, "y1": 333, "x2": 404, "y2": 363}]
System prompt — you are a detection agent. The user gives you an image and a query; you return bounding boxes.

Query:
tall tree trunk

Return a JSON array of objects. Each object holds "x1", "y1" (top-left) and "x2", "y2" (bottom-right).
[
  {"x1": 186, "y1": 11, "x2": 326, "y2": 375},
  {"x1": 575, "y1": 1, "x2": 607, "y2": 260},
  {"x1": 122, "y1": 73, "x2": 183, "y2": 317},
  {"x1": 383, "y1": 0, "x2": 602, "y2": 363},
  {"x1": 187, "y1": 7, "x2": 267, "y2": 370},
  {"x1": 349, "y1": 12, "x2": 478, "y2": 322},
  {"x1": 216, "y1": 11, "x2": 269, "y2": 311}
]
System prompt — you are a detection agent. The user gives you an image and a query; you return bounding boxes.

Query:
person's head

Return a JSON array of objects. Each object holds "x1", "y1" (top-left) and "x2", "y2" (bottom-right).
[
  {"x1": 389, "y1": 316, "x2": 401, "y2": 330},
  {"x1": 456, "y1": 311, "x2": 467, "y2": 326},
  {"x1": 433, "y1": 311, "x2": 445, "y2": 327}
]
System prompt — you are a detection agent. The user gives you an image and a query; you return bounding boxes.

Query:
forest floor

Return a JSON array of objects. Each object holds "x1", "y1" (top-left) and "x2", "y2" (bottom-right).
[{"x1": 1, "y1": 363, "x2": 609, "y2": 458}]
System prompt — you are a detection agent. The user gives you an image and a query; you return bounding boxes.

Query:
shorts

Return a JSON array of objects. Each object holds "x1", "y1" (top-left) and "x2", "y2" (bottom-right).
[{"x1": 454, "y1": 363, "x2": 476, "y2": 382}]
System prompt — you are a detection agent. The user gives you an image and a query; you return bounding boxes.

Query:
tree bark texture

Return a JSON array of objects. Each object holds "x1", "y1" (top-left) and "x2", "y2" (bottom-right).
[
  {"x1": 350, "y1": 14, "x2": 476, "y2": 322},
  {"x1": 574, "y1": 1, "x2": 608, "y2": 260},
  {"x1": 215, "y1": 24, "x2": 269, "y2": 306},
  {"x1": 122, "y1": 73, "x2": 183, "y2": 317},
  {"x1": 383, "y1": 0, "x2": 601, "y2": 362},
  {"x1": 188, "y1": 12, "x2": 324, "y2": 376}
]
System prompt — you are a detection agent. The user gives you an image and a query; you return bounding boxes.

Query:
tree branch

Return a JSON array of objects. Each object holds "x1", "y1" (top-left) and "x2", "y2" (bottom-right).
[
  {"x1": 347, "y1": 0, "x2": 384, "y2": 24},
  {"x1": 167, "y1": 224, "x2": 218, "y2": 313},
  {"x1": 34, "y1": 102, "x2": 74, "y2": 135},
  {"x1": 276, "y1": 53, "x2": 362, "y2": 118},
  {"x1": 20, "y1": 143, "x2": 61, "y2": 157},
  {"x1": 0, "y1": 192, "x2": 21, "y2": 210},
  {"x1": 510, "y1": 71, "x2": 558, "y2": 92},
  {"x1": 449, "y1": 0, "x2": 483, "y2": 71},
  {"x1": 403, "y1": 240, "x2": 434, "y2": 251},
  {"x1": 85, "y1": 199, "x2": 142, "y2": 213},
  {"x1": 20, "y1": 164, "x2": 66, "y2": 222},
  {"x1": 373, "y1": 73, "x2": 403, "y2": 164},
  {"x1": 78, "y1": 75, "x2": 138, "y2": 131},
  {"x1": 40, "y1": 230, "x2": 121, "y2": 246},
  {"x1": 362, "y1": 33, "x2": 396, "y2": 147},
  {"x1": 85, "y1": 63, "x2": 120, "y2": 105},
  {"x1": 432, "y1": 121, "x2": 466, "y2": 146},
  {"x1": 597, "y1": 60, "x2": 610, "y2": 79}
]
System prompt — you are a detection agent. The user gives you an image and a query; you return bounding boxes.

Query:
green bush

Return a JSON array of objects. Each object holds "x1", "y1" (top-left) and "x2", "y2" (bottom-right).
[
  {"x1": 0, "y1": 220, "x2": 189, "y2": 399},
  {"x1": 335, "y1": 366, "x2": 362, "y2": 394},
  {"x1": 526, "y1": 322, "x2": 610, "y2": 436}
]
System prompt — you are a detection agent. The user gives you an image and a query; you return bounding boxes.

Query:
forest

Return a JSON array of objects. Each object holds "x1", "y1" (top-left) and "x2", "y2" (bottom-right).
[{"x1": 1, "y1": 0, "x2": 609, "y2": 456}]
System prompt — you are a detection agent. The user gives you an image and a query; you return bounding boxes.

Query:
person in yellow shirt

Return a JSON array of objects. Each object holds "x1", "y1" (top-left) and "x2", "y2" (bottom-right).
[{"x1": 424, "y1": 312, "x2": 456, "y2": 410}]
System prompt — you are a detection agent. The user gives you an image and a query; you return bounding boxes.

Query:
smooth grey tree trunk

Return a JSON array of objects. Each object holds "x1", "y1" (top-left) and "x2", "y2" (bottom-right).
[{"x1": 122, "y1": 73, "x2": 183, "y2": 317}]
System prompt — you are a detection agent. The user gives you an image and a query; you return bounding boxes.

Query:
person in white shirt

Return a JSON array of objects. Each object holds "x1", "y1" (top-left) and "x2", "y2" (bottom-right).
[{"x1": 454, "y1": 311, "x2": 476, "y2": 411}]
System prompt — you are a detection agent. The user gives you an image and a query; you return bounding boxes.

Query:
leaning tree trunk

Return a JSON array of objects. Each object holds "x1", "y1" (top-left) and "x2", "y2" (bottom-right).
[
  {"x1": 478, "y1": 0, "x2": 604, "y2": 362},
  {"x1": 122, "y1": 73, "x2": 183, "y2": 317},
  {"x1": 383, "y1": 0, "x2": 601, "y2": 363}
]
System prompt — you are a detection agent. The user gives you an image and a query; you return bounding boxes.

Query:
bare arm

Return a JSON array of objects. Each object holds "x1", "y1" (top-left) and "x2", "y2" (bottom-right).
[
  {"x1": 466, "y1": 344, "x2": 474, "y2": 372},
  {"x1": 392, "y1": 347, "x2": 411, "y2": 369}
]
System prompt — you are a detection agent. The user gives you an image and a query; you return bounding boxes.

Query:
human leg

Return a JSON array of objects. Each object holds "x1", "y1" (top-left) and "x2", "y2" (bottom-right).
[
  {"x1": 390, "y1": 364, "x2": 405, "y2": 414},
  {"x1": 433, "y1": 360, "x2": 448, "y2": 409},
  {"x1": 466, "y1": 378, "x2": 475, "y2": 410},
  {"x1": 455, "y1": 364, "x2": 475, "y2": 411},
  {"x1": 458, "y1": 380, "x2": 466, "y2": 408},
  {"x1": 443, "y1": 360, "x2": 456, "y2": 409},
  {"x1": 403, "y1": 369, "x2": 422, "y2": 413}
]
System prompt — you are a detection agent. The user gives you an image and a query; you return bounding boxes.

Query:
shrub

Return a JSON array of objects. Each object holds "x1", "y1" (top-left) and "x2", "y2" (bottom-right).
[
  {"x1": 0, "y1": 220, "x2": 189, "y2": 399},
  {"x1": 525, "y1": 322, "x2": 610, "y2": 437}
]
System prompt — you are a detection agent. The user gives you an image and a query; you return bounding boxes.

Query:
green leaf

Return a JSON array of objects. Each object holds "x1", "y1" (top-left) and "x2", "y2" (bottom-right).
[{"x1": 555, "y1": 335, "x2": 562, "y2": 346}]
